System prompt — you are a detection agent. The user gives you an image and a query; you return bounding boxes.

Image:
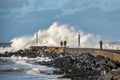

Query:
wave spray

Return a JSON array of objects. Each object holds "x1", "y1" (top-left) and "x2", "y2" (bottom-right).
[{"x1": 10, "y1": 22, "x2": 101, "y2": 50}]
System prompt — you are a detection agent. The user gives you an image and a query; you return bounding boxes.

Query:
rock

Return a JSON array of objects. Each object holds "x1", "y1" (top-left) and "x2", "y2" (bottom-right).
[
  {"x1": 0, "y1": 68, "x2": 24, "y2": 72},
  {"x1": 38, "y1": 53, "x2": 104, "y2": 79},
  {"x1": 1, "y1": 47, "x2": 119, "y2": 79},
  {"x1": 0, "y1": 53, "x2": 4, "y2": 57},
  {"x1": 107, "y1": 61, "x2": 116, "y2": 68},
  {"x1": 36, "y1": 53, "x2": 120, "y2": 79},
  {"x1": 101, "y1": 68, "x2": 120, "y2": 80}
]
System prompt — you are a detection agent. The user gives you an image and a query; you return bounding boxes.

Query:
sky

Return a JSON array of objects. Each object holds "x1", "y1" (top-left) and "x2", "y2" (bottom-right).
[{"x1": 0, "y1": 0, "x2": 120, "y2": 42}]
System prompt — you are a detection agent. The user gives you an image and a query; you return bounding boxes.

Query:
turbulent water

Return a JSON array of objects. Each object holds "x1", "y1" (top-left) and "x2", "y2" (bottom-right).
[
  {"x1": 1, "y1": 22, "x2": 120, "y2": 53},
  {"x1": 0, "y1": 56, "x2": 70, "y2": 80},
  {"x1": 10, "y1": 22, "x2": 101, "y2": 50}
]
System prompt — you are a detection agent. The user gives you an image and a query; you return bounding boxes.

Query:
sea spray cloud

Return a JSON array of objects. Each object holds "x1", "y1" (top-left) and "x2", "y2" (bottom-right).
[
  {"x1": 11, "y1": 36, "x2": 33, "y2": 50},
  {"x1": 10, "y1": 22, "x2": 101, "y2": 50}
]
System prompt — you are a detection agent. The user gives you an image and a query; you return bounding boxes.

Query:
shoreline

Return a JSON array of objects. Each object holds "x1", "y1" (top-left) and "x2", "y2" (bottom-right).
[{"x1": 0, "y1": 46, "x2": 120, "y2": 79}]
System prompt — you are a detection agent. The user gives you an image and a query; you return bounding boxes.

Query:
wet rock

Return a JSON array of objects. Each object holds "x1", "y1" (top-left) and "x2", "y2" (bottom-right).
[
  {"x1": 0, "y1": 53, "x2": 4, "y2": 57},
  {"x1": 4, "y1": 51, "x2": 12, "y2": 57},
  {"x1": 0, "y1": 68, "x2": 24, "y2": 72},
  {"x1": 1, "y1": 47, "x2": 120, "y2": 79},
  {"x1": 107, "y1": 61, "x2": 116, "y2": 68},
  {"x1": 36, "y1": 53, "x2": 120, "y2": 79},
  {"x1": 101, "y1": 68, "x2": 120, "y2": 80}
]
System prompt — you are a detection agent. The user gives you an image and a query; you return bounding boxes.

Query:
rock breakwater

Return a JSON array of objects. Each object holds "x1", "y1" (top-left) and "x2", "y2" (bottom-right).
[
  {"x1": 37, "y1": 53, "x2": 120, "y2": 80},
  {"x1": 0, "y1": 47, "x2": 120, "y2": 80}
]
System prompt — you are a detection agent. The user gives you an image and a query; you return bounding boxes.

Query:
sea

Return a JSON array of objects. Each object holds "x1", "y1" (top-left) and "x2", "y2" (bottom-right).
[{"x1": 0, "y1": 43, "x2": 70, "y2": 80}]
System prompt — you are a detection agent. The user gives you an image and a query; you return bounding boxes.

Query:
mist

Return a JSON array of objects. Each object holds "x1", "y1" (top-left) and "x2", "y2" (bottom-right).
[{"x1": 10, "y1": 22, "x2": 101, "y2": 50}]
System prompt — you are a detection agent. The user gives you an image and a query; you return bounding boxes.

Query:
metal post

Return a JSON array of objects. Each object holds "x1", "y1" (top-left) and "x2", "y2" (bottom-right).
[
  {"x1": 100, "y1": 40, "x2": 103, "y2": 50},
  {"x1": 36, "y1": 32, "x2": 38, "y2": 44},
  {"x1": 78, "y1": 33, "x2": 80, "y2": 47}
]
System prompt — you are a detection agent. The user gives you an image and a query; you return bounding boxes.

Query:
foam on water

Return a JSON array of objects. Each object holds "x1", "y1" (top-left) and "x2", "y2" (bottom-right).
[
  {"x1": 0, "y1": 47, "x2": 13, "y2": 53},
  {"x1": 35, "y1": 56, "x2": 52, "y2": 62},
  {"x1": 10, "y1": 55, "x2": 52, "y2": 62},
  {"x1": 0, "y1": 56, "x2": 67, "y2": 80},
  {"x1": 26, "y1": 68, "x2": 41, "y2": 75}
]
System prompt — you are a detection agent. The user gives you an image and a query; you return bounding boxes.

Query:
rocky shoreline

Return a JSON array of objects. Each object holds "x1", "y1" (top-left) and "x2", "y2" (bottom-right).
[
  {"x1": 37, "y1": 53, "x2": 120, "y2": 80},
  {"x1": 0, "y1": 48, "x2": 120, "y2": 80}
]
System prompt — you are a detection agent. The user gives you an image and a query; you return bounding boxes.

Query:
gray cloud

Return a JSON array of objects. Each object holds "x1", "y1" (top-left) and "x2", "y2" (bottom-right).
[
  {"x1": 0, "y1": 0, "x2": 67, "y2": 17},
  {"x1": 0, "y1": 0, "x2": 28, "y2": 9},
  {"x1": 0, "y1": 0, "x2": 120, "y2": 41},
  {"x1": 62, "y1": 0, "x2": 120, "y2": 15},
  {"x1": 1, "y1": 0, "x2": 120, "y2": 17}
]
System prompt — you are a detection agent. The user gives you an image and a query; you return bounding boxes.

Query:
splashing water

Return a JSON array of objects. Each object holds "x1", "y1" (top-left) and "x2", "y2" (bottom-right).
[
  {"x1": 1, "y1": 22, "x2": 120, "y2": 53},
  {"x1": 10, "y1": 22, "x2": 101, "y2": 50},
  {"x1": 0, "y1": 47, "x2": 13, "y2": 53},
  {"x1": 0, "y1": 55, "x2": 67, "y2": 80}
]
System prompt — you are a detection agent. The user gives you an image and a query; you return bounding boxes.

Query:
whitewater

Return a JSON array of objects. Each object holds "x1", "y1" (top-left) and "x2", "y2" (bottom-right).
[
  {"x1": 11, "y1": 22, "x2": 101, "y2": 50},
  {"x1": 0, "y1": 55, "x2": 71, "y2": 80},
  {"x1": 0, "y1": 22, "x2": 120, "y2": 53}
]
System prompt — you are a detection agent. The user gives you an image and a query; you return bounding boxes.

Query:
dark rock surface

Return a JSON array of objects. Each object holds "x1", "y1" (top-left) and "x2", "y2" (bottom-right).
[
  {"x1": 36, "y1": 53, "x2": 120, "y2": 79},
  {"x1": 0, "y1": 49, "x2": 60, "y2": 58},
  {"x1": 1, "y1": 48, "x2": 120, "y2": 80}
]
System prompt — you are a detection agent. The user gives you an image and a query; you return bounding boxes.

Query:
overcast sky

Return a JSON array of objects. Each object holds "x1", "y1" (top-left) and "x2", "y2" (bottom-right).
[{"x1": 0, "y1": 0, "x2": 120, "y2": 42}]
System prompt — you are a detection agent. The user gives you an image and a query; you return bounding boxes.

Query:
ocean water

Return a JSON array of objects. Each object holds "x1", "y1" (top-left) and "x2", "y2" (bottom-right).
[
  {"x1": 0, "y1": 56, "x2": 70, "y2": 80},
  {"x1": 0, "y1": 43, "x2": 70, "y2": 80}
]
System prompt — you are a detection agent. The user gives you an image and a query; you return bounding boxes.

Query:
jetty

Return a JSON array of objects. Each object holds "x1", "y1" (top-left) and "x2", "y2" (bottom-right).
[
  {"x1": 1, "y1": 45, "x2": 120, "y2": 79},
  {"x1": 29, "y1": 46, "x2": 120, "y2": 63}
]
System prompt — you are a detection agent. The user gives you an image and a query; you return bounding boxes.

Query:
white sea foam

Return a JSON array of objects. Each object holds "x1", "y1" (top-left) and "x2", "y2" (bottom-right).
[
  {"x1": 10, "y1": 22, "x2": 101, "y2": 50},
  {"x1": 10, "y1": 55, "x2": 52, "y2": 61},
  {"x1": 0, "y1": 55, "x2": 54, "y2": 75},
  {"x1": 26, "y1": 68, "x2": 41, "y2": 75},
  {"x1": 1, "y1": 22, "x2": 120, "y2": 53},
  {"x1": 35, "y1": 56, "x2": 52, "y2": 62},
  {"x1": 0, "y1": 55, "x2": 69, "y2": 80},
  {"x1": 0, "y1": 47, "x2": 13, "y2": 53},
  {"x1": 26, "y1": 66, "x2": 55, "y2": 76}
]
